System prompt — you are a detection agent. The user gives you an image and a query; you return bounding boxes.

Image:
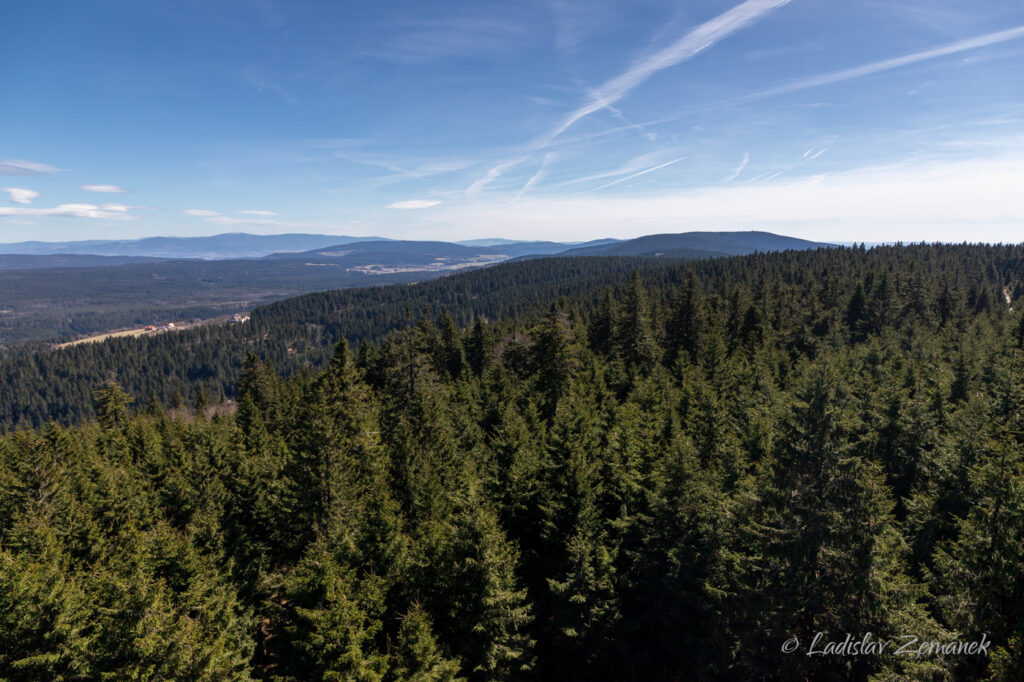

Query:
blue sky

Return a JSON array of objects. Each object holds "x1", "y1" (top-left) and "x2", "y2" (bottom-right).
[{"x1": 2, "y1": 0, "x2": 1023, "y2": 243}]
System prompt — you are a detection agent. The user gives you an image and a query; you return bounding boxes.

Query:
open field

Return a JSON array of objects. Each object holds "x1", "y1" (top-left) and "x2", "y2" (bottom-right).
[
  {"x1": 56, "y1": 327, "x2": 151, "y2": 348},
  {"x1": 55, "y1": 314, "x2": 247, "y2": 348}
]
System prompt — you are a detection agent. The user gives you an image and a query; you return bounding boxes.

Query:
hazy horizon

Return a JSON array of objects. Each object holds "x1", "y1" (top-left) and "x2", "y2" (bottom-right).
[{"x1": 0, "y1": 228, "x2": 1016, "y2": 251}]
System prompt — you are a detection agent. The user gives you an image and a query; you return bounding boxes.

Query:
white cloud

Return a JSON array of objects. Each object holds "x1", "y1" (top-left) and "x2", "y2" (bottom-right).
[
  {"x1": 0, "y1": 203, "x2": 136, "y2": 220},
  {"x1": 0, "y1": 159, "x2": 62, "y2": 176},
  {"x1": 236, "y1": 209, "x2": 277, "y2": 216},
  {"x1": 544, "y1": 0, "x2": 790, "y2": 143},
  {"x1": 80, "y1": 184, "x2": 127, "y2": 193},
  {"x1": 387, "y1": 199, "x2": 442, "y2": 209},
  {"x1": 3, "y1": 188, "x2": 40, "y2": 204},
  {"x1": 182, "y1": 208, "x2": 222, "y2": 217}
]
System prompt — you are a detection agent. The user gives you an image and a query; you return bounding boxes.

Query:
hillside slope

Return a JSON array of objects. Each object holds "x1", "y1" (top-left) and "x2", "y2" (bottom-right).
[{"x1": 558, "y1": 230, "x2": 828, "y2": 257}]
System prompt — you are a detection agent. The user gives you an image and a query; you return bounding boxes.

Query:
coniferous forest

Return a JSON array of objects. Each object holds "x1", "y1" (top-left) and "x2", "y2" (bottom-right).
[{"x1": 2, "y1": 244, "x2": 1024, "y2": 680}]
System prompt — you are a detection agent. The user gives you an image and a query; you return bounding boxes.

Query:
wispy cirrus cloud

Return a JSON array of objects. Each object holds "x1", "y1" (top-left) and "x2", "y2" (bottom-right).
[
  {"x1": 465, "y1": 157, "x2": 526, "y2": 197},
  {"x1": 543, "y1": 0, "x2": 791, "y2": 143},
  {"x1": 80, "y1": 184, "x2": 127, "y2": 193},
  {"x1": 516, "y1": 153, "x2": 556, "y2": 200},
  {"x1": 725, "y1": 153, "x2": 750, "y2": 182},
  {"x1": 739, "y1": 25, "x2": 1024, "y2": 103},
  {"x1": 0, "y1": 203, "x2": 135, "y2": 220},
  {"x1": 0, "y1": 159, "x2": 62, "y2": 176},
  {"x1": 551, "y1": 0, "x2": 619, "y2": 55},
  {"x1": 591, "y1": 155, "x2": 687, "y2": 191},
  {"x1": 574, "y1": 26, "x2": 1024, "y2": 148},
  {"x1": 557, "y1": 152, "x2": 670, "y2": 187},
  {"x1": 335, "y1": 152, "x2": 475, "y2": 184},
  {"x1": 241, "y1": 67, "x2": 297, "y2": 105},
  {"x1": 365, "y1": 13, "x2": 534, "y2": 63},
  {"x1": 236, "y1": 209, "x2": 277, "y2": 216},
  {"x1": 3, "y1": 188, "x2": 40, "y2": 204},
  {"x1": 467, "y1": 0, "x2": 788, "y2": 199},
  {"x1": 387, "y1": 199, "x2": 442, "y2": 209},
  {"x1": 747, "y1": 171, "x2": 782, "y2": 182},
  {"x1": 182, "y1": 209, "x2": 221, "y2": 217},
  {"x1": 636, "y1": 25, "x2": 1024, "y2": 132}
]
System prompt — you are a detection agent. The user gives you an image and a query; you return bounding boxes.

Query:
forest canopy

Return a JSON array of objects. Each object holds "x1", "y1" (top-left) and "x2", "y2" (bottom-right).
[{"x1": 1, "y1": 244, "x2": 1023, "y2": 680}]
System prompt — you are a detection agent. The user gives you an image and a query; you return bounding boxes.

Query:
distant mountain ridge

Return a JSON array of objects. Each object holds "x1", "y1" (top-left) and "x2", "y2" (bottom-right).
[
  {"x1": 556, "y1": 231, "x2": 828, "y2": 258},
  {"x1": 0, "y1": 233, "x2": 377, "y2": 260},
  {"x1": 0, "y1": 230, "x2": 828, "y2": 262}
]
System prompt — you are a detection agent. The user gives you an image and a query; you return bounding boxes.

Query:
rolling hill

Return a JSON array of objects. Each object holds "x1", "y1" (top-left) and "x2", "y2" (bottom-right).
[
  {"x1": 0, "y1": 232, "x2": 379, "y2": 260},
  {"x1": 555, "y1": 230, "x2": 829, "y2": 258}
]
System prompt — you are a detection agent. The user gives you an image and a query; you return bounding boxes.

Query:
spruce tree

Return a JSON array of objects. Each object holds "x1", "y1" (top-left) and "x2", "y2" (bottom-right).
[
  {"x1": 389, "y1": 604, "x2": 464, "y2": 682},
  {"x1": 615, "y1": 271, "x2": 660, "y2": 371},
  {"x1": 726, "y1": 370, "x2": 947, "y2": 680}
]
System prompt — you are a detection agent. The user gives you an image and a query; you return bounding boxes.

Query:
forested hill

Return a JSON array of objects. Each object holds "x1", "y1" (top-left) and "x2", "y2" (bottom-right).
[
  {"x1": 0, "y1": 257, "x2": 674, "y2": 430},
  {"x1": 0, "y1": 254, "x2": 165, "y2": 270},
  {"x1": 555, "y1": 229, "x2": 826, "y2": 257},
  {"x1": 2, "y1": 242, "x2": 1023, "y2": 679},
  {"x1": 1, "y1": 244, "x2": 1023, "y2": 431}
]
